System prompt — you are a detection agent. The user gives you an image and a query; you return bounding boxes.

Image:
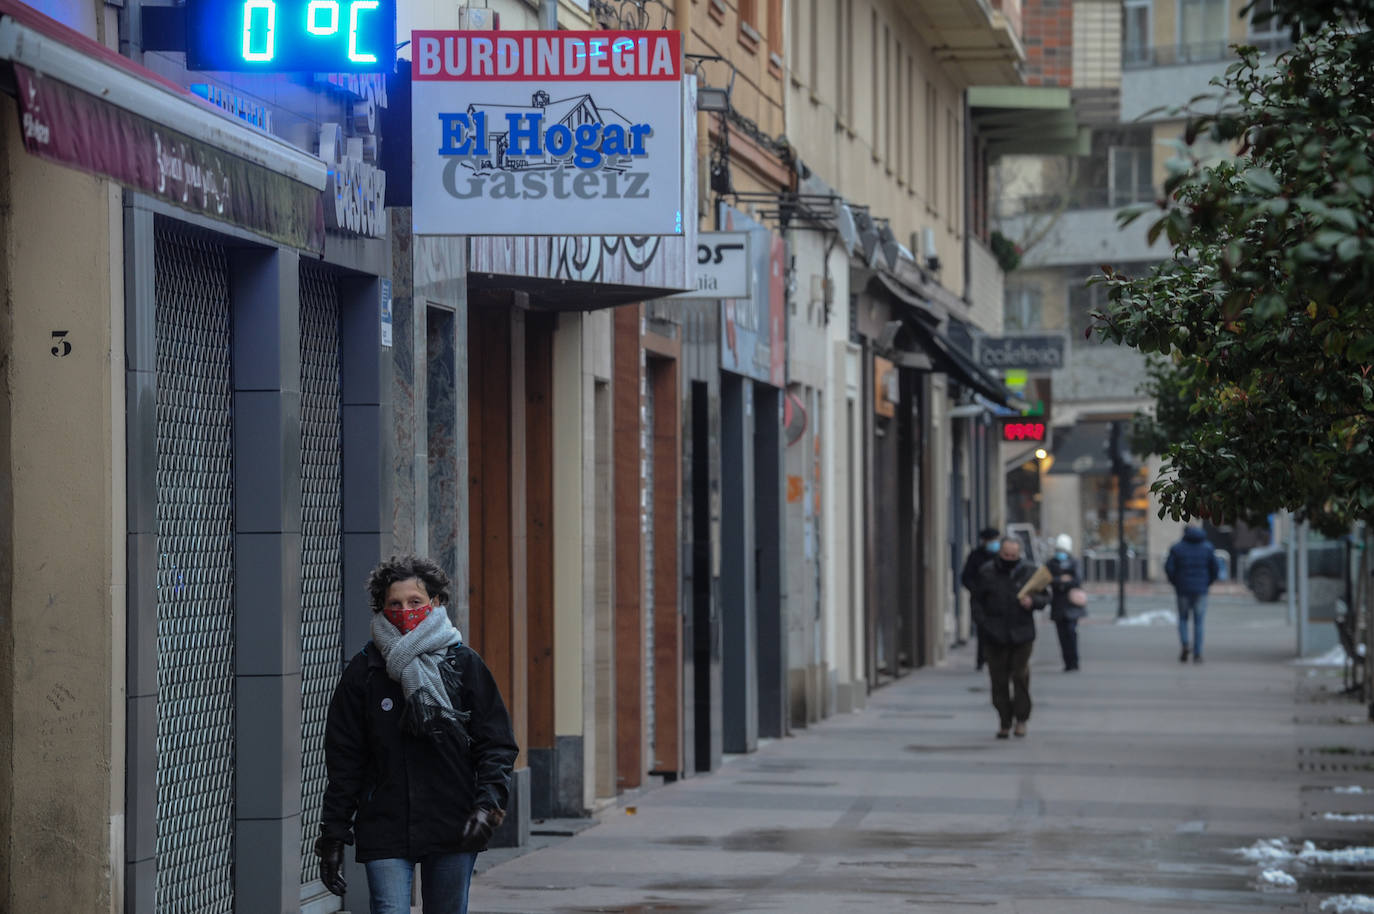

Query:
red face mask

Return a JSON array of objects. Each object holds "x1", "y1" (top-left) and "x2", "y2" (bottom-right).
[{"x1": 383, "y1": 602, "x2": 433, "y2": 634}]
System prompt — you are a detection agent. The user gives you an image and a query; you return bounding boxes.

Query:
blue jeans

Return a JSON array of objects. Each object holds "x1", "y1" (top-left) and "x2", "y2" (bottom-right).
[
  {"x1": 365, "y1": 853, "x2": 477, "y2": 914},
  {"x1": 1177, "y1": 593, "x2": 1207, "y2": 657}
]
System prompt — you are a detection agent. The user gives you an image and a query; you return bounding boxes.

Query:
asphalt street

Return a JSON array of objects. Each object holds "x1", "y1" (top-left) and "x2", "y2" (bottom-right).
[{"x1": 463, "y1": 591, "x2": 1374, "y2": 914}]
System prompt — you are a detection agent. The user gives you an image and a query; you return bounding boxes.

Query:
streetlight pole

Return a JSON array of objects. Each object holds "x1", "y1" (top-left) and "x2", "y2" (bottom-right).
[
  {"x1": 1108, "y1": 420, "x2": 1130, "y2": 619},
  {"x1": 1117, "y1": 462, "x2": 1128, "y2": 619}
]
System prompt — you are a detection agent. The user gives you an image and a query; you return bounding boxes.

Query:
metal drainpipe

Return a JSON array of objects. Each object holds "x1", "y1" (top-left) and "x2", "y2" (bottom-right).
[{"x1": 540, "y1": 0, "x2": 557, "y2": 29}]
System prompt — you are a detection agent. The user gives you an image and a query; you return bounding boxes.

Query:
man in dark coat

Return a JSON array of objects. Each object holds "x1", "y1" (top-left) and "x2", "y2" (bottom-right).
[
  {"x1": 1165, "y1": 526, "x2": 1220, "y2": 663},
  {"x1": 974, "y1": 537, "x2": 1050, "y2": 738},
  {"x1": 315, "y1": 555, "x2": 519, "y2": 914},
  {"x1": 960, "y1": 527, "x2": 1002, "y2": 671}
]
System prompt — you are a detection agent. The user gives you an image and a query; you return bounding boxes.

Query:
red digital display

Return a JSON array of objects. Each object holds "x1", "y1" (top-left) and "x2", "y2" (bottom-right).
[{"x1": 1002, "y1": 422, "x2": 1046, "y2": 442}]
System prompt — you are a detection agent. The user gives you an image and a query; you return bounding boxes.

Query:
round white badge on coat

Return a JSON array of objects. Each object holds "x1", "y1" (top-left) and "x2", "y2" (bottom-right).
[{"x1": 381, "y1": 698, "x2": 393, "y2": 711}]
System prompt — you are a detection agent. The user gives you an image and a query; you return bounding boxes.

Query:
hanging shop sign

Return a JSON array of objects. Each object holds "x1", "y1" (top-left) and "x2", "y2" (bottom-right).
[
  {"x1": 411, "y1": 30, "x2": 685, "y2": 236},
  {"x1": 185, "y1": 0, "x2": 397, "y2": 72},
  {"x1": 668, "y1": 231, "x2": 751, "y2": 299},
  {"x1": 974, "y1": 332, "x2": 1068, "y2": 372},
  {"x1": 720, "y1": 205, "x2": 786, "y2": 387}
]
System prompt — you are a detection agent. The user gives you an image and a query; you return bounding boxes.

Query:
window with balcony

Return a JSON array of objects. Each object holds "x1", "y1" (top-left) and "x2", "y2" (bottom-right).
[
  {"x1": 1068, "y1": 278, "x2": 1107, "y2": 345},
  {"x1": 1109, "y1": 145, "x2": 1153, "y2": 207},
  {"x1": 1123, "y1": 0, "x2": 1151, "y2": 67},
  {"x1": 1005, "y1": 285, "x2": 1044, "y2": 331},
  {"x1": 1178, "y1": 0, "x2": 1228, "y2": 62},
  {"x1": 1248, "y1": 0, "x2": 1292, "y2": 54}
]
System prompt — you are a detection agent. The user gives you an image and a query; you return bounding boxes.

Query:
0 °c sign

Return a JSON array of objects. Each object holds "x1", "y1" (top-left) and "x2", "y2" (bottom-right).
[{"x1": 185, "y1": 0, "x2": 397, "y2": 72}]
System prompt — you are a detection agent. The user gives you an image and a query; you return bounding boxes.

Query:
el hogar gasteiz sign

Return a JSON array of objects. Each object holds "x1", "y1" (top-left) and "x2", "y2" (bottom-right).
[{"x1": 411, "y1": 30, "x2": 685, "y2": 236}]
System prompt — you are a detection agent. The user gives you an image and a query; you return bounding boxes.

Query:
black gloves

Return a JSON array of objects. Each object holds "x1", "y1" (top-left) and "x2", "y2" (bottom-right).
[
  {"x1": 313, "y1": 836, "x2": 347, "y2": 897},
  {"x1": 459, "y1": 806, "x2": 505, "y2": 852}
]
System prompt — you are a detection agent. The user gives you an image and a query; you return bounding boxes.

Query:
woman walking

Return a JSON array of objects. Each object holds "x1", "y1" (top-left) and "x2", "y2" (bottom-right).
[{"x1": 1047, "y1": 534, "x2": 1086, "y2": 672}]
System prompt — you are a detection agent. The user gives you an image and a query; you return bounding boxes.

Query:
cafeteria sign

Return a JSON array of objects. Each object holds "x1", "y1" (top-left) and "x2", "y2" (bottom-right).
[{"x1": 411, "y1": 31, "x2": 685, "y2": 236}]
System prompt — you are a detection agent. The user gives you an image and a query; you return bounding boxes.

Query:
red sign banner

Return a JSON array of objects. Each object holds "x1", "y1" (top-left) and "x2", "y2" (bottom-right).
[
  {"x1": 412, "y1": 30, "x2": 682, "y2": 81},
  {"x1": 11, "y1": 64, "x2": 325, "y2": 253}
]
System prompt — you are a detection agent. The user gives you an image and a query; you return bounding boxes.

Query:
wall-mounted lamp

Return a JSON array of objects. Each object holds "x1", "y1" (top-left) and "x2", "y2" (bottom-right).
[
  {"x1": 685, "y1": 53, "x2": 736, "y2": 115},
  {"x1": 696, "y1": 86, "x2": 730, "y2": 113}
]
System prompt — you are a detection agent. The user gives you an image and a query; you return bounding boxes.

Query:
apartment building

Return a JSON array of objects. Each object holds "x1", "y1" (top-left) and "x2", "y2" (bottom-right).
[
  {"x1": 783, "y1": 0, "x2": 1026, "y2": 711},
  {"x1": 994, "y1": 0, "x2": 1289, "y2": 577}
]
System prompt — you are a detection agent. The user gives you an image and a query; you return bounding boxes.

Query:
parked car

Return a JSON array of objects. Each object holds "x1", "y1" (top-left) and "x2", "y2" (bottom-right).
[{"x1": 1244, "y1": 540, "x2": 1346, "y2": 602}]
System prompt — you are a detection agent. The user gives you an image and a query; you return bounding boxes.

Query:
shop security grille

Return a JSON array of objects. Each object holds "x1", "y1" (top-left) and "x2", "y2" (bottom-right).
[
  {"x1": 153, "y1": 223, "x2": 235, "y2": 914},
  {"x1": 298, "y1": 264, "x2": 345, "y2": 883},
  {"x1": 643, "y1": 368, "x2": 656, "y2": 754}
]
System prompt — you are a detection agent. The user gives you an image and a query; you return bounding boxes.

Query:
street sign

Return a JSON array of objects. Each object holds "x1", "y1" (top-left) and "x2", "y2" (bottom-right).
[
  {"x1": 668, "y1": 232, "x2": 751, "y2": 299},
  {"x1": 975, "y1": 333, "x2": 1068, "y2": 373},
  {"x1": 411, "y1": 30, "x2": 685, "y2": 236}
]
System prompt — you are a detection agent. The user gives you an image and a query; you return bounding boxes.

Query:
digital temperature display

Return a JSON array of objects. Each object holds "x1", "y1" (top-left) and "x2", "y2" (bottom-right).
[{"x1": 185, "y1": 0, "x2": 396, "y2": 72}]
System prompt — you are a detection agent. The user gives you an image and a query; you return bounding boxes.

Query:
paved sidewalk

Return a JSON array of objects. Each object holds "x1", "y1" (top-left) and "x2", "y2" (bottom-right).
[{"x1": 466, "y1": 593, "x2": 1373, "y2": 913}]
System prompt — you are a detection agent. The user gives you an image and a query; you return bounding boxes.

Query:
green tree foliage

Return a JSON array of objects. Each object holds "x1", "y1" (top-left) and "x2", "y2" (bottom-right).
[{"x1": 1093, "y1": 0, "x2": 1374, "y2": 534}]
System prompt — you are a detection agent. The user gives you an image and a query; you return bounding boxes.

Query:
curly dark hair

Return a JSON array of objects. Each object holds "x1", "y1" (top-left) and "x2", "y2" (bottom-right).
[{"x1": 365, "y1": 554, "x2": 451, "y2": 613}]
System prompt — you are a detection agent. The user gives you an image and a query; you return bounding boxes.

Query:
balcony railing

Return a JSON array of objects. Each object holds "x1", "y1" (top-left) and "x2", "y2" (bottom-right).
[
  {"x1": 1123, "y1": 33, "x2": 1294, "y2": 69},
  {"x1": 994, "y1": 186, "x2": 1156, "y2": 221}
]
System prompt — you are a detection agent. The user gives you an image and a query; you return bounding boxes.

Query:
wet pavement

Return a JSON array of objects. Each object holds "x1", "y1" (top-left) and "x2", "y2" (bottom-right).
[{"x1": 466, "y1": 592, "x2": 1374, "y2": 913}]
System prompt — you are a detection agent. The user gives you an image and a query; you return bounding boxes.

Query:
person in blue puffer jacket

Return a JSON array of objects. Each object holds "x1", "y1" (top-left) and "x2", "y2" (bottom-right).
[{"x1": 1165, "y1": 526, "x2": 1220, "y2": 664}]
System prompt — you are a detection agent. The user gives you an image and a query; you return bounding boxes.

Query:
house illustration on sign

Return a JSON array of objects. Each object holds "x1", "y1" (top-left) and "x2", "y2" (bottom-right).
[{"x1": 464, "y1": 90, "x2": 640, "y2": 174}]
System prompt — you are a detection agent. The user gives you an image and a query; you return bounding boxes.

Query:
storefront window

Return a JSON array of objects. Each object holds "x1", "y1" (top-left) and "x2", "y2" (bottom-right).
[{"x1": 1080, "y1": 467, "x2": 1151, "y2": 564}]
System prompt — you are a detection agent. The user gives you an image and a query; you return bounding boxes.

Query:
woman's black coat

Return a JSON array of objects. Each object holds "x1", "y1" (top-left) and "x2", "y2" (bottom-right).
[
  {"x1": 1047, "y1": 556, "x2": 1085, "y2": 622},
  {"x1": 319, "y1": 641, "x2": 518, "y2": 862}
]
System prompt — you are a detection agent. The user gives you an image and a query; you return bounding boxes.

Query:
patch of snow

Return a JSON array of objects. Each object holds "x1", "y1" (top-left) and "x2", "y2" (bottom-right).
[
  {"x1": 1237, "y1": 838, "x2": 1296, "y2": 864},
  {"x1": 1116, "y1": 609, "x2": 1177, "y2": 627},
  {"x1": 1298, "y1": 841, "x2": 1374, "y2": 866},
  {"x1": 1319, "y1": 813, "x2": 1374, "y2": 823},
  {"x1": 1334, "y1": 786, "x2": 1368, "y2": 795},
  {"x1": 1294, "y1": 646, "x2": 1352, "y2": 667},
  {"x1": 1260, "y1": 869, "x2": 1298, "y2": 889},
  {"x1": 1320, "y1": 896, "x2": 1374, "y2": 914}
]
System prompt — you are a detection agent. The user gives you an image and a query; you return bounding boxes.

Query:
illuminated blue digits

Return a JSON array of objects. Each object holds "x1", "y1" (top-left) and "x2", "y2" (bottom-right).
[
  {"x1": 242, "y1": 0, "x2": 276, "y2": 61},
  {"x1": 306, "y1": 0, "x2": 340, "y2": 34},
  {"x1": 347, "y1": 0, "x2": 380, "y2": 63}
]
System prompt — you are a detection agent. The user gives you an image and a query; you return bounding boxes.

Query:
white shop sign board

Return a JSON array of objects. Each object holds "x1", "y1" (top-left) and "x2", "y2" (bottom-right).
[
  {"x1": 669, "y1": 232, "x2": 752, "y2": 299},
  {"x1": 411, "y1": 30, "x2": 685, "y2": 236}
]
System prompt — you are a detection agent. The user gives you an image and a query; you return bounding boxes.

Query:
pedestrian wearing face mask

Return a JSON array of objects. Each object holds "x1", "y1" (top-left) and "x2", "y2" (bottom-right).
[
  {"x1": 960, "y1": 527, "x2": 1002, "y2": 671},
  {"x1": 314, "y1": 555, "x2": 518, "y2": 914},
  {"x1": 1046, "y1": 534, "x2": 1086, "y2": 672},
  {"x1": 973, "y1": 538, "x2": 1050, "y2": 739}
]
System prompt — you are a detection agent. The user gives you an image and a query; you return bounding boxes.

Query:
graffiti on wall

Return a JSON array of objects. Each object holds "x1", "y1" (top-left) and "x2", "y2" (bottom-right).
[{"x1": 549, "y1": 234, "x2": 663, "y2": 283}]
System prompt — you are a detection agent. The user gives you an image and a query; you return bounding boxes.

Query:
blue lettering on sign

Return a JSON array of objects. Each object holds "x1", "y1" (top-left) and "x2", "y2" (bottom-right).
[
  {"x1": 438, "y1": 110, "x2": 654, "y2": 170},
  {"x1": 185, "y1": 0, "x2": 396, "y2": 72}
]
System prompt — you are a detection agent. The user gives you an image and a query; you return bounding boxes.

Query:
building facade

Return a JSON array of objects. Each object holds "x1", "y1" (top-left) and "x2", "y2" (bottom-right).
[
  {"x1": 0, "y1": 1, "x2": 1065, "y2": 912},
  {"x1": 993, "y1": 0, "x2": 1287, "y2": 576}
]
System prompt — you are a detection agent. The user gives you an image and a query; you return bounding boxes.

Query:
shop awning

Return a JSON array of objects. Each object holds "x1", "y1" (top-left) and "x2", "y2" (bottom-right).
[
  {"x1": 0, "y1": 0, "x2": 328, "y2": 252},
  {"x1": 969, "y1": 85, "x2": 1090, "y2": 159},
  {"x1": 867, "y1": 271, "x2": 1012, "y2": 406},
  {"x1": 907, "y1": 317, "x2": 1013, "y2": 407},
  {"x1": 872, "y1": 272, "x2": 942, "y2": 326}
]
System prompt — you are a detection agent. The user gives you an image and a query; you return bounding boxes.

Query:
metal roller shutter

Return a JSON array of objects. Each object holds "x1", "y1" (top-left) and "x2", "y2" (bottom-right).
[
  {"x1": 153, "y1": 222, "x2": 236, "y2": 914},
  {"x1": 644, "y1": 367, "x2": 656, "y2": 754},
  {"x1": 297, "y1": 264, "x2": 344, "y2": 894}
]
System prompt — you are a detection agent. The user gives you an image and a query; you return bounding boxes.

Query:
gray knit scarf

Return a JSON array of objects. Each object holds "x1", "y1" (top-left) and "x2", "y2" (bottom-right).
[{"x1": 370, "y1": 607, "x2": 470, "y2": 743}]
